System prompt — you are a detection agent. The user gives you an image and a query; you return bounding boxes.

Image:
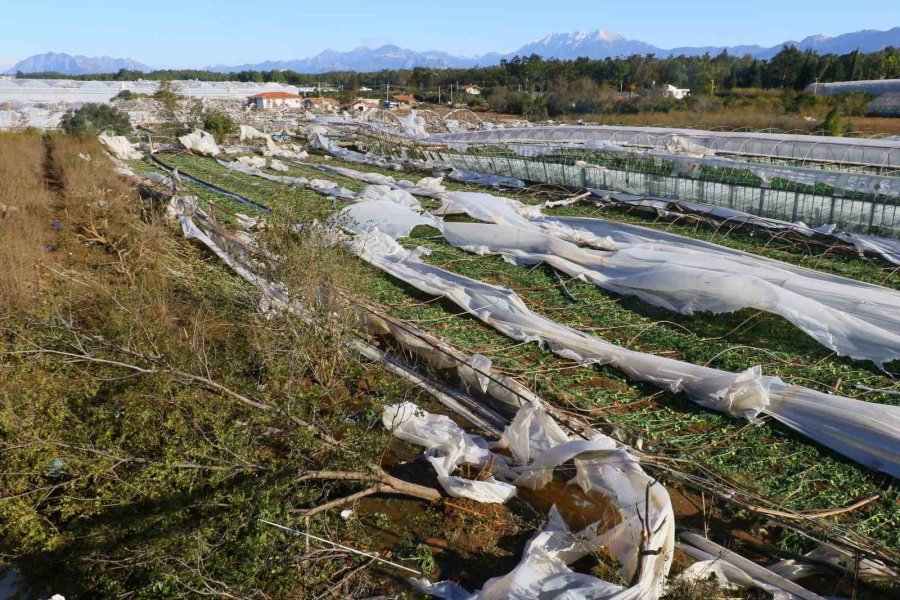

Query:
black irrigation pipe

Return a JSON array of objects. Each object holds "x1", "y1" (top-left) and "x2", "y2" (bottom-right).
[{"x1": 147, "y1": 154, "x2": 271, "y2": 213}]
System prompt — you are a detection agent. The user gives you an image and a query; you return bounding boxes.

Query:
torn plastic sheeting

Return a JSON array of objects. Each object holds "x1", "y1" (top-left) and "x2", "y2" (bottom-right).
[
  {"x1": 269, "y1": 159, "x2": 290, "y2": 173},
  {"x1": 448, "y1": 168, "x2": 526, "y2": 189},
  {"x1": 167, "y1": 196, "x2": 287, "y2": 311},
  {"x1": 347, "y1": 230, "x2": 900, "y2": 478},
  {"x1": 441, "y1": 220, "x2": 900, "y2": 367},
  {"x1": 355, "y1": 185, "x2": 422, "y2": 209},
  {"x1": 236, "y1": 155, "x2": 267, "y2": 169},
  {"x1": 288, "y1": 160, "x2": 448, "y2": 199},
  {"x1": 387, "y1": 400, "x2": 674, "y2": 599},
  {"x1": 678, "y1": 532, "x2": 825, "y2": 600},
  {"x1": 294, "y1": 158, "x2": 900, "y2": 363},
  {"x1": 768, "y1": 543, "x2": 898, "y2": 584},
  {"x1": 832, "y1": 230, "x2": 900, "y2": 266},
  {"x1": 329, "y1": 200, "x2": 438, "y2": 239},
  {"x1": 397, "y1": 111, "x2": 428, "y2": 137},
  {"x1": 596, "y1": 191, "x2": 900, "y2": 266},
  {"x1": 178, "y1": 129, "x2": 221, "y2": 157},
  {"x1": 98, "y1": 132, "x2": 142, "y2": 161},
  {"x1": 382, "y1": 402, "x2": 515, "y2": 503},
  {"x1": 239, "y1": 125, "x2": 269, "y2": 141},
  {"x1": 400, "y1": 190, "x2": 900, "y2": 366},
  {"x1": 543, "y1": 214, "x2": 900, "y2": 328},
  {"x1": 309, "y1": 131, "x2": 394, "y2": 167},
  {"x1": 677, "y1": 558, "x2": 800, "y2": 600}
]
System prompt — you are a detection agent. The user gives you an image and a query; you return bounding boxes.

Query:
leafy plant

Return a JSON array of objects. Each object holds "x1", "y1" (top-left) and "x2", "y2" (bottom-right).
[
  {"x1": 59, "y1": 103, "x2": 132, "y2": 136},
  {"x1": 201, "y1": 109, "x2": 238, "y2": 140}
]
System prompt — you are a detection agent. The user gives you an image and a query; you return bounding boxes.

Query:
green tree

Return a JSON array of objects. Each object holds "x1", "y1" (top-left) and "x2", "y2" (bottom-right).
[
  {"x1": 153, "y1": 79, "x2": 180, "y2": 112},
  {"x1": 201, "y1": 109, "x2": 238, "y2": 139},
  {"x1": 60, "y1": 103, "x2": 132, "y2": 136}
]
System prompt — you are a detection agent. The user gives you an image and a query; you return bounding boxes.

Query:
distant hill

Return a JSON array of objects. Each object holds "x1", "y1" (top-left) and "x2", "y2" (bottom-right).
[
  {"x1": 207, "y1": 26, "x2": 900, "y2": 74},
  {"x1": 7, "y1": 53, "x2": 150, "y2": 75}
]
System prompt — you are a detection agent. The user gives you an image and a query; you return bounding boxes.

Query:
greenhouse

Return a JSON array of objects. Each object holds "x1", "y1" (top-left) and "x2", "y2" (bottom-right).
[
  {"x1": 0, "y1": 78, "x2": 301, "y2": 104},
  {"x1": 422, "y1": 125, "x2": 900, "y2": 172},
  {"x1": 357, "y1": 125, "x2": 900, "y2": 237}
]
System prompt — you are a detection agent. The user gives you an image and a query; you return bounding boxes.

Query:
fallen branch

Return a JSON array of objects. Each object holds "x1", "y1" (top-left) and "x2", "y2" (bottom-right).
[{"x1": 292, "y1": 469, "x2": 441, "y2": 517}]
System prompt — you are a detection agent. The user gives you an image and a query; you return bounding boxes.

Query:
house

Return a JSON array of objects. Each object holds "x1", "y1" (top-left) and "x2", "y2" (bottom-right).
[
  {"x1": 391, "y1": 94, "x2": 416, "y2": 108},
  {"x1": 303, "y1": 97, "x2": 340, "y2": 112},
  {"x1": 350, "y1": 98, "x2": 380, "y2": 112},
  {"x1": 661, "y1": 84, "x2": 690, "y2": 100},
  {"x1": 462, "y1": 84, "x2": 481, "y2": 96},
  {"x1": 248, "y1": 91, "x2": 304, "y2": 110}
]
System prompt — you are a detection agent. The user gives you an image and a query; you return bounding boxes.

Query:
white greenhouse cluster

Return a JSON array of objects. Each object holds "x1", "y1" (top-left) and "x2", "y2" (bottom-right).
[
  {"x1": 0, "y1": 79, "x2": 301, "y2": 104},
  {"x1": 424, "y1": 124, "x2": 900, "y2": 171}
]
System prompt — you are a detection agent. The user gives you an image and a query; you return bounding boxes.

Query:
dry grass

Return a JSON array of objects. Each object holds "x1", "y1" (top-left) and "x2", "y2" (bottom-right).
[{"x1": 0, "y1": 132, "x2": 54, "y2": 314}]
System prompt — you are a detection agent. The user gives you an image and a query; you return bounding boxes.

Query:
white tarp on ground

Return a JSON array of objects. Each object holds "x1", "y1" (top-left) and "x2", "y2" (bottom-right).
[
  {"x1": 448, "y1": 168, "x2": 526, "y2": 188},
  {"x1": 598, "y1": 192, "x2": 900, "y2": 266},
  {"x1": 218, "y1": 159, "x2": 428, "y2": 207},
  {"x1": 309, "y1": 131, "x2": 395, "y2": 167},
  {"x1": 677, "y1": 532, "x2": 825, "y2": 600},
  {"x1": 289, "y1": 159, "x2": 448, "y2": 199},
  {"x1": 434, "y1": 192, "x2": 900, "y2": 367},
  {"x1": 98, "y1": 132, "x2": 142, "y2": 161},
  {"x1": 179, "y1": 130, "x2": 221, "y2": 156},
  {"x1": 342, "y1": 225, "x2": 900, "y2": 478},
  {"x1": 239, "y1": 125, "x2": 269, "y2": 141},
  {"x1": 314, "y1": 165, "x2": 900, "y2": 367},
  {"x1": 385, "y1": 401, "x2": 674, "y2": 600}
]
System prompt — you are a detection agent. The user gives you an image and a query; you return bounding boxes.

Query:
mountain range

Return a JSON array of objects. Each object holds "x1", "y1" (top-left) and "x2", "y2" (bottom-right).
[
  {"x1": 8, "y1": 27, "x2": 900, "y2": 75},
  {"x1": 205, "y1": 26, "x2": 900, "y2": 72},
  {"x1": 6, "y1": 52, "x2": 150, "y2": 75}
]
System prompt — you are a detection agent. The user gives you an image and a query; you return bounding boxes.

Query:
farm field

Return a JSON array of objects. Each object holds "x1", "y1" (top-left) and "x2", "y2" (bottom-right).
[
  {"x1": 138, "y1": 147, "x2": 900, "y2": 593},
  {"x1": 2, "y1": 124, "x2": 899, "y2": 600}
]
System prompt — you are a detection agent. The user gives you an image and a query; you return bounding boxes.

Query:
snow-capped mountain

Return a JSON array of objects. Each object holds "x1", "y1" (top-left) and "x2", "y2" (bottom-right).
[
  {"x1": 10, "y1": 27, "x2": 900, "y2": 76},
  {"x1": 513, "y1": 30, "x2": 660, "y2": 60},
  {"x1": 6, "y1": 53, "x2": 150, "y2": 75},
  {"x1": 208, "y1": 27, "x2": 900, "y2": 73}
]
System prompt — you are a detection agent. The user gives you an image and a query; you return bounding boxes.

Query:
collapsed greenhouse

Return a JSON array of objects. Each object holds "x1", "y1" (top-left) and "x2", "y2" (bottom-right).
[
  {"x1": 352, "y1": 123, "x2": 900, "y2": 238},
  {"x1": 11, "y1": 106, "x2": 899, "y2": 598}
]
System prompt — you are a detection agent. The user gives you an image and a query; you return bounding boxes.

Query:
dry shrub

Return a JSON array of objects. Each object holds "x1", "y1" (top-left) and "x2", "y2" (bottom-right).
[
  {"x1": 49, "y1": 135, "x2": 176, "y2": 287},
  {"x1": 0, "y1": 132, "x2": 53, "y2": 313}
]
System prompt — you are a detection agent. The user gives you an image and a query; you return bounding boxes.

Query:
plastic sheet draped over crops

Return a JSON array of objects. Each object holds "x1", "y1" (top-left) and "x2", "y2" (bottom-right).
[
  {"x1": 179, "y1": 130, "x2": 221, "y2": 157},
  {"x1": 314, "y1": 157, "x2": 900, "y2": 366},
  {"x1": 385, "y1": 401, "x2": 675, "y2": 600},
  {"x1": 601, "y1": 190, "x2": 900, "y2": 266},
  {"x1": 99, "y1": 132, "x2": 142, "y2": 161},
  {"x1": 434, "y1": 191, "x2": 900, "y2": 367},
  {"x1": 342, "y1": 222, "x2": 900, "y2": 478}
]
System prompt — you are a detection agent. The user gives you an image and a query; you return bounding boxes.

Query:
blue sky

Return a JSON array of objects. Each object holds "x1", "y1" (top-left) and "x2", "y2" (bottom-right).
[{"x1": 1, "y1": 0, "x2": 897, "y2": 69}]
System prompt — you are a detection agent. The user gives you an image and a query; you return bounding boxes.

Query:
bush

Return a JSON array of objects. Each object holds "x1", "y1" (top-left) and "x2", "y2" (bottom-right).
[
  {"x1": 201, "y1": 109, "x2": 238, "y2": 140},
  {"x1": 59, "y1": 103, "x2": 132, "y2": 136},
  {"x1": 113, "y1": 90, "x2": 135, "y2": 101},
  {"x1": 820, "y1": 107, "x2": 851, "y2": 136}
]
